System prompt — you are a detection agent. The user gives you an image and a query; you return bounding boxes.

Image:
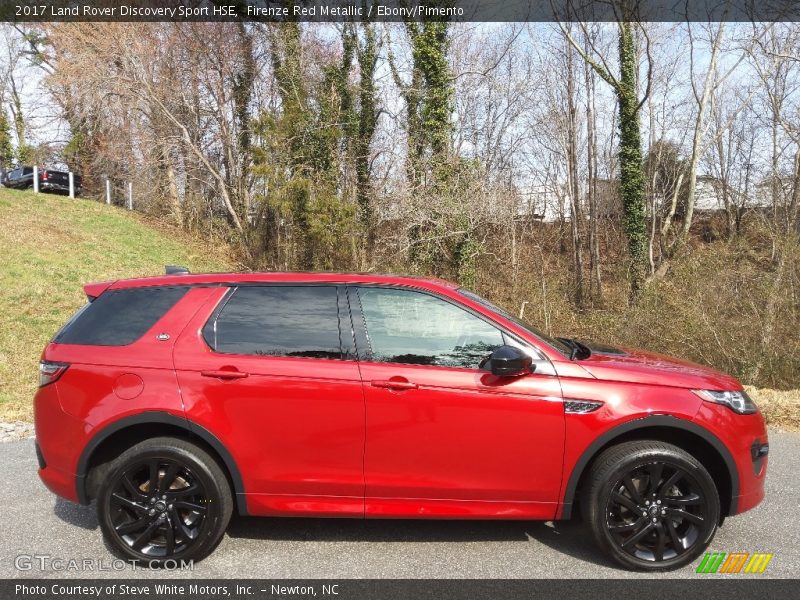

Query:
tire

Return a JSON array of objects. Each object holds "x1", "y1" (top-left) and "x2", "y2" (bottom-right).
[
  {"x1": 96, "y1": 437, "x2": 233, "y2": 567},
  {"x1": 583, "y1": 440, "x2": 720, "y2": 571}
]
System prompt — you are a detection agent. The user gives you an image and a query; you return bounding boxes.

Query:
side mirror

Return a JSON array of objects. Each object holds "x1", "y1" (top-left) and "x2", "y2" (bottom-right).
[{"x1": 481, "y1": 345, "x2": 533, "y2": 377}]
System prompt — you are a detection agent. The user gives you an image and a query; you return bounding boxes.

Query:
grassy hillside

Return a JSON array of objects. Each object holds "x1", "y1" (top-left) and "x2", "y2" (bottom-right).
[{"x1": 0, "y1": 189, "x2": 233, "y2": 421}]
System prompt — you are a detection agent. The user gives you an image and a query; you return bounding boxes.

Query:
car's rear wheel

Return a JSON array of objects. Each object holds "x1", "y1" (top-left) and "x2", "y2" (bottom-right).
[
  {"x1": 584, "y1": 440, "x2": 720, "y2": 571},
  {"x1": 96, "y1": 437, "x2": 232, "y2": 567}
]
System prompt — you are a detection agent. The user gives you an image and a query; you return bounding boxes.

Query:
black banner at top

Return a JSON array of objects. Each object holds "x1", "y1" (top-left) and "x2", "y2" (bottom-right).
[{"x1": 3, "y1": 0, "x2": 800, "y2": 23}]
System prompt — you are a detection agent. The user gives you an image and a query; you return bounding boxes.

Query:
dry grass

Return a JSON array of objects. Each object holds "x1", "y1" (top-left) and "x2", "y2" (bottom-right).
[
  {"x1": 0, "y1": 189, "x2": 233, "y2": 421},
  {"x1": 746, "y1": 387, "x2": 800, "y2": 431},
  {"x1": 471, "y1": 225, "x2": 800, "y2": 392}
]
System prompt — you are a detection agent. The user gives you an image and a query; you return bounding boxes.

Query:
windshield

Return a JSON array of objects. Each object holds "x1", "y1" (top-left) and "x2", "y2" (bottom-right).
[{"x1": 458, "y1": 289, "x2": 572, "y2": 357}]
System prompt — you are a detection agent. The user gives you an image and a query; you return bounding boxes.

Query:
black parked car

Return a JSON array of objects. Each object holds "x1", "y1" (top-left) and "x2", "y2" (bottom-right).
[{"x1": 2, "y1": 166, "x2": 81, "y2": 196}]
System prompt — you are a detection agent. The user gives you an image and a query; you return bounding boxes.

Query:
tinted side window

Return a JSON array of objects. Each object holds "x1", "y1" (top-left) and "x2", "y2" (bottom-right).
[
  {"x1": 55, "y1": 287, "x2": 188, "y2": 346},
  {"x1": 22, "y1": 167, "x2": 32, "y2": 175},
  {"x1": 204, "y1": 286, "x2": 343, "y2": 359},
  {"x1": 357, "y1": 287, "x2": 504, "y2": 368}
]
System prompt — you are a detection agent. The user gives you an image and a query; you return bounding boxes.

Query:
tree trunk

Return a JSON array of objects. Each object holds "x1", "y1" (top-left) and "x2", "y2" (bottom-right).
[
  {"x1": 790, "y1": 148, "x2": 800, "y2": 235},
  {"x1": 678, "y1": 23, "x2": 726, "y2": 250},
  {"x1": 354, "y1": 22, "x2": 379, "y2": 263},
  {"x1": 566, "y1": 36, "x2": 584, "y2": 306},
  {"x1": 165, "y1": 151, "x2": 182, "y2": 228},
  {"x1": 617, "y1": 23, "x2": 648, "y2": 298},
  {"x1": 585, "y1": 51, "x2": 602, "y2": 299}
]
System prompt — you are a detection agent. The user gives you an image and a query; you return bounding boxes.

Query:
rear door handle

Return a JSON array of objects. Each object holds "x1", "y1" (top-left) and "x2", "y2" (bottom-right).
[
  {"x1": 371, "y1": 379, "x2": 419, "y2": 391},
  {"x1": 201, "y1": 369, "x2": 249, "y2": 380}
]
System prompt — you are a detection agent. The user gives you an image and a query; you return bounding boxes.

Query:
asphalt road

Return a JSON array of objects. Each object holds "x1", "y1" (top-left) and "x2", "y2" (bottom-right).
[{"x1": 1, "y1": 431, "x2": 798, "y2": 580}]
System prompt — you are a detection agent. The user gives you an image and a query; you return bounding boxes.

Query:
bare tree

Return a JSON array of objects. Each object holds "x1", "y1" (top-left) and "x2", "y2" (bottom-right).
[{"x1": 560, "y1": 18, "x2": 654, "y2": 298}]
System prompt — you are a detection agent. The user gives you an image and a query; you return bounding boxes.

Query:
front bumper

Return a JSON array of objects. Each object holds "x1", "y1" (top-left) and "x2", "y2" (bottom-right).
[
  {"x1": 693, "y1": 403, "x2": 768, "y2": 516},
  {"x1": 733, "y1": 437, "x2": 769, "y2": 514}
]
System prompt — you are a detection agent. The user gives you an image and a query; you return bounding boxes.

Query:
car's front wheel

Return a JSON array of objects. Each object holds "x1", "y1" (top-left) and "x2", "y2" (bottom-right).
[
  {"x1": 96, "y1": 437, "x2": 232, "y2": 567},
  {"x1": 584, "y1": 440, "x2": 720, "y2": 571}
]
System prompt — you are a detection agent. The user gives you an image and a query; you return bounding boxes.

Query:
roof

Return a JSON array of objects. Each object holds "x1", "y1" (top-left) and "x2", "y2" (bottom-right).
[{"x1": 92, "y1": 271, "x2": 460, "y2": 294}]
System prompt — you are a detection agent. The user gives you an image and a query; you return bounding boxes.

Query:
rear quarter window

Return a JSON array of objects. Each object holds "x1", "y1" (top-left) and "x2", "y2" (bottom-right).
[{"x1": 54, "y1": 286, "x2": 188, "y2": 346}]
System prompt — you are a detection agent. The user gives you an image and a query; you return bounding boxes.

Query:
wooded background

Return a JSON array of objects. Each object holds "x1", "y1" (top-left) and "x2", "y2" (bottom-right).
[{"x1": 1, "y1": 20, "x2": 798, "y2": 390}]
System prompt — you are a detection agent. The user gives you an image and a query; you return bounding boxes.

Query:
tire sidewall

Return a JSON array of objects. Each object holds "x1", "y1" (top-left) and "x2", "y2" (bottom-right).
[{"x1": 97, "y1": 444, "x2": 227, "y2": 567}]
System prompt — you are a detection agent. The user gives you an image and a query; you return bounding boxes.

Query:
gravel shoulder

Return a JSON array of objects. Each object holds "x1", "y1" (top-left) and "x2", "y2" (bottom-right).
[{"x1": 0, "y1": 421, "x2": 34, "y2": 443}]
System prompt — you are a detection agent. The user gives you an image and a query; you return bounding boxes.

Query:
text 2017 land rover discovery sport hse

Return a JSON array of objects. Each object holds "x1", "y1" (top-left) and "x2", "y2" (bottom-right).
[{"x1": 34, "y1": 270, "x2": 768, "y2": 570}]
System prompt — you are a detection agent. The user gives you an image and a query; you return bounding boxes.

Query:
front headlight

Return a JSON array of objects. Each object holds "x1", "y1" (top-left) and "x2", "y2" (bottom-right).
[{"x1": 693, "y1": 389, "x2": 757, "y2": 414}]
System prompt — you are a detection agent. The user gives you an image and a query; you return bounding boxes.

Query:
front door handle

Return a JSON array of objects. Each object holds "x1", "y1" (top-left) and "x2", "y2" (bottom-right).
[
  {"x1": 201, "y1": 369, "x2": 249, "y2": 380},
  {"x1": 371, "y1": 379, "x2": 419, "y2": 391}
]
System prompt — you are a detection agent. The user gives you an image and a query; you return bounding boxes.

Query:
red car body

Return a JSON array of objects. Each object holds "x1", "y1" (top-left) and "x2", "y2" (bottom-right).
[{"x1": 34, "y1": 272, "x2": 767, "y2": 525}]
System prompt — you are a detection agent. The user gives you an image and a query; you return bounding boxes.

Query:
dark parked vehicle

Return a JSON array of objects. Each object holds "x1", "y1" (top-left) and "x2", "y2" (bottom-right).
[{"x1": 2, "y1": 166, "x2": 81, "y2": 195}]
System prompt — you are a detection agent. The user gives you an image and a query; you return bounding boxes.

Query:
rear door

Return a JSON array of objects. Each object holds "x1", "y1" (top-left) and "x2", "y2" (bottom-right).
[{"x1": 173, "y1": 285, "x2": 365, "y2": 517}]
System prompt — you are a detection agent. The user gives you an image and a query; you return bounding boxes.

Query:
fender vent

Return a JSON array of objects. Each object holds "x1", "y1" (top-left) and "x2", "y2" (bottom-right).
[{"x1": 564, "y1": 399, "x2": 603, "y2": 414}]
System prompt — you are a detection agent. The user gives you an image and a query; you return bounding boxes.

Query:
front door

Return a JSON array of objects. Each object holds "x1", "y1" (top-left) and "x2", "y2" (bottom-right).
[
  {"x1": 174, "y1": 285, "x2": 365, "y2": 517},
  {"x1": 351, "y1": 286, "x2": 565, "y2": 519}
]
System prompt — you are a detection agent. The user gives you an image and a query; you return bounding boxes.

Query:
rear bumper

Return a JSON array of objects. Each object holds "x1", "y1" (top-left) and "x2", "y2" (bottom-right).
[
  {"x1": 38, "y1": 464, "x2": 79, "y2": 502},
  {"x1": 33, "y1": 383, "x2": 82, "y2": 503},
  {"x1": 33, "y1": 439, "x2": 77, "y2": 499},
  {"x1": 40, "y1": 183, "x2": 73, "y2": 193}
]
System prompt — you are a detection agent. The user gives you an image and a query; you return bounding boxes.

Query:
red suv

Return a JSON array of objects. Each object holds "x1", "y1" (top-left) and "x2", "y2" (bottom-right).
[{"x1": 34, "y1": 270, "x2": 768, "y2": 570}]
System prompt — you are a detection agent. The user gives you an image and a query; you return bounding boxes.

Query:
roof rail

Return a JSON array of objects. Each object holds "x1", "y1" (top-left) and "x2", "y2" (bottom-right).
[{"x1": 165, "y1": 265, "x2": 191, "y2": 275}]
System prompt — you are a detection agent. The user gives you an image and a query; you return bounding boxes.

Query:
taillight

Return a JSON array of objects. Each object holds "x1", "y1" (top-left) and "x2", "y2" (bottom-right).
[
  {"x1": 39, "y1": 361, "x2": 69, "y2": 387},
  {"x1": 41, "y1": 170, "x2": 48, "y2": 181}
]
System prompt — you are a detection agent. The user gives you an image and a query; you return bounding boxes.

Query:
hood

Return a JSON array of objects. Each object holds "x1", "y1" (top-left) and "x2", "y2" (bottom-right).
[{"x1": 576, "y1": 341, "x2": 742, "y2": 391}]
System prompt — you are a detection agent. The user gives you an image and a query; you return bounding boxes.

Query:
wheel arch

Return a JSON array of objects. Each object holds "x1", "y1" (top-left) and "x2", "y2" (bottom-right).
[
  {"x1": 561, "y1": 415, "x2": 739, "y2": 519},
  {"x1": 75, "y1": 411, "x2": 247, "y2": 515}
]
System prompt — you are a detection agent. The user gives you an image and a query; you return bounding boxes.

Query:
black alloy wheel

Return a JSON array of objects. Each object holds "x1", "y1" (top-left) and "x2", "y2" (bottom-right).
[
  {"x1": 108, "y1": 457, "x2": 209, "y2": 557},
  {"x1": 606, "y1": 462, "x2": 712, "y2": 562},
  {"x1": 97, "y1": 437, "x2": 232, "y2": 566},
  {"x1": 584, "y1": 440, "x2": 720, "y2": 571}
]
